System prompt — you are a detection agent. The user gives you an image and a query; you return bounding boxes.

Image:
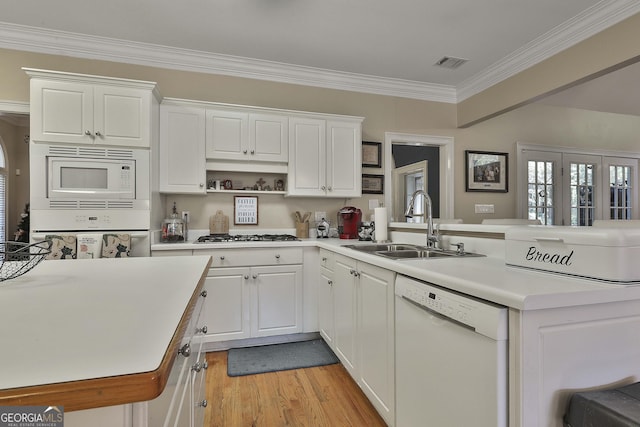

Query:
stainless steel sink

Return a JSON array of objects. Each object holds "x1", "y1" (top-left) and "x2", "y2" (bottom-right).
[
  {"x1": 344, "y1": 243, "x2": 484, "y2": 260},
  {"x1": 344, "y1": 244, "x2": 423, "y2": 252}
]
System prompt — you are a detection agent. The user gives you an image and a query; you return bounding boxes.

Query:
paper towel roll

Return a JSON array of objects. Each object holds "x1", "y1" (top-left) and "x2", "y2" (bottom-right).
[{"x1": 374, "y1": 207, "x2": 388, "y2": 242}]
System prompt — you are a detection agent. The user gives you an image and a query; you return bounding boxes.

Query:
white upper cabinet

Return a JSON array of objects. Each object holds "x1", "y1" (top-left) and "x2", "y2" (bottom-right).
[
  {"x1": 159, "y1": 104, "x2": 206, "y2": 194},
  {"x1": 26, "y1": 68, "x2": 156, "y2": 148},
  {"x1": 287, "y1": 117, "x2": 362, "y2": 197},
  {"x1": 206, "y1": 109, "x2": 288, "y2": 163}
]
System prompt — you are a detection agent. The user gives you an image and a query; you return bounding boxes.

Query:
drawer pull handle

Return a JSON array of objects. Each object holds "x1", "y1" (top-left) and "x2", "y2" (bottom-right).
[
  {"x1": 275, "y1": 254, "x2": 281, "y2": 259},
  {"x1": 85, "y1": 130, "x2": 92, "y2": 136},
  {"x1": 192, "y1": 362, "x2": 202, "y2": 372},
  {"x1": 201, "y1": 290, "x2": 208, "y2": 298},
  {"x1": 203, "y1": 361, "x2": 209, "y2": 370},
  {"x1": 198, "y1": 399, "x2": 208, "y2": 408},
  {"x1": 244, "y1": 274, "x2": 249, "y2": 280},
  {"x1": 322, "y1": 257, "x2": 327, "y2": 262},
  {"x1": 95, "y1": 131, "x2": 102, "y2": 137},
  {"x1": 252, "y1": 274, "x2": 258, "y2": 279},
  {"x1": 197, "y1": 325, "x2": 208, "y2": 334},
  {"x1": 328, "y1": 280, "x2": 333, "y2": 286},
  {"x1": 219, "y1": 255, "x2": 225, "y2": 260},
  {"x1": 178, "y1": 343, "x2": 191, "y2": 358}
]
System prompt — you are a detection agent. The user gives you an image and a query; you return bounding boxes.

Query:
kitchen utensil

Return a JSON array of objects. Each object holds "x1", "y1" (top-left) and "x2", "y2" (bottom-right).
[{"x1": 209, "y1": 210, "x2": 230, "y2": 234}]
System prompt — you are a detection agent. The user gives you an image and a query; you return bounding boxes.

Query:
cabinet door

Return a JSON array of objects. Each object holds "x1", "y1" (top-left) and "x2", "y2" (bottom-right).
[
  {"x1": 200, "y1": 267, "x2": 251, "y2": 342},
  {"x1": 249, "y1": 113, "x2": 288, "y2": 162},
  {"x1": 332, "y1": 254, "x2": 357, "y2": 374},
  {"x1": 93, "y1": 85, "x2": 151, "y2": 147},
  {"x1": 251, "y1": 265, "x2": 303, "y2": 337},
  {"x1": 30, "y1": 79, "x2": 94, "y2": 144},
  {"x1": 358, "y1": 262, "x2": 396, "y2": 425},
  {"x1": 159, "y1": 105, "x2": 206, "y2": 193},
  {"x1": 318, "y1": 266, "x2": 335, "y2": 345},
  {"x1": 327, "y1": 120, "x2": 362, "y2": 197},
  {"x1": 287, "y1": 117, "x2": 326, "y2": 196},
  {"x1": 205, "y1": 109, "x2": 248, "y2": 160}
]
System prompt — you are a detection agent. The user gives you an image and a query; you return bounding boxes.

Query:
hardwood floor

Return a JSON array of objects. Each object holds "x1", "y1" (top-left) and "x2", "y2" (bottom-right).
[{"x1": 203, "y1": 351, "x2": 388, "y2": 426}]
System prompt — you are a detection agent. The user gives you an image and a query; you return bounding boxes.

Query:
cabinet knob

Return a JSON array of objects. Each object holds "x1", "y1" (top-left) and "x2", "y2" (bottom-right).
[
  {"x1": 192, "y1": 362, "x2": 202, "y2": 372},
  {"x1": 321, "y1": 186, "x2": 326, "y2": 191},
  {"x1": 275, "y1": 254, "x2": 281, "y2": 259},
  {"x1": 252, "y1": 274, "x2": 258, "y2": 279},
  {"x1": 197, "y1": 325, "x2": 208, "y2": 334},
  {"x1": 201, "y1": 290, "x2": 208, "y2": 298},
  {"x1": 250, "y1": 150, "x2": 255, "y2": 154},
  {"x1": 328, "y1": 186, "x2": 333, "y2": 191},
  {"x1": 244, "y1": 274, "x2": 249, "y2": 280},
  {"x1": 95, "y1": 131, "x2": 102, "y2": 137},
  {"x1": 84, "y1": 130, "x2": 92, "y2": 136},
  {"x1": 219, "y1": 256, "x2": 225, "y2": 261},
  {"x1": 203, "y1": 361, "x2": 209, "y2": 370},
  {"x1": 243, "y1": 150, "x2": 248, "y2": 154},
  {"x1": 328, "y1": 280, "x2": 333, "y2": 286},
  {"x1": 178, "y1": 343, "x2": 191, "y2": 357},
  {"x1": 199, "y1": 183, "x2": 204, "y2": 188},
  {"x1": 198, "y1": 400, "x2": 208, "y2": 408},
  {"x1": 349, "y1": 269, "x2": 356, "y2": 275},
  {"x1": 321, "y1": 257, "x2": 327, "y2": 262}
]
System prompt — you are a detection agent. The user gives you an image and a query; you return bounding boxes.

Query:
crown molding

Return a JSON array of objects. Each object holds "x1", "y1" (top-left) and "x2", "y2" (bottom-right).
[
  {"x1": 456, "y1": 0, "x2": 640, "y2": 101},
  {"x1": 0, "y1": 22, "x2": 457, "y2": 103},
  {"x1": 0, "y1": 0, "x2": 637, "y2": 105}
]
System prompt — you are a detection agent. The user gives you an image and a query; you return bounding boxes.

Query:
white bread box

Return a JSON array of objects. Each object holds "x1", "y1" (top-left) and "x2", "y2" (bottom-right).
[{"x1": 505, "y1": 225, "x2": 640, "y2": 283}]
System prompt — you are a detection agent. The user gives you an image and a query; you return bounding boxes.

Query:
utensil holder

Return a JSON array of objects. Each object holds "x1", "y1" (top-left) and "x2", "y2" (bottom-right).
[{"x1": 295, "y1": 222, "x2": 309, "y2": 239}]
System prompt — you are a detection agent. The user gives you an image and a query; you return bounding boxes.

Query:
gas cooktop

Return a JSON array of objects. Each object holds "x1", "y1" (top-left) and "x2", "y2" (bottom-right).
[{"x1": 195, "y1": 233, "x2": 300, "y2": 243}]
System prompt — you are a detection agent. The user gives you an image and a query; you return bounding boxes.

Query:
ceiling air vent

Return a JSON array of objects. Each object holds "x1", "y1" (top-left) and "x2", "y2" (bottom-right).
[{"x1": 434, "y1": 56, "x2": 468, "y2": 70}]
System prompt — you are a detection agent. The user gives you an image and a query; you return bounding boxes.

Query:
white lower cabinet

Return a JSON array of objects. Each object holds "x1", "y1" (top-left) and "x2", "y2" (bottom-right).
[
  {"x1": 325, "y1": 252, "x2": 396, "y2": 426},
  {"x1": 198, "y1": 248, "x2": 303, "y2": 343},
  {"x1": 147, "y1": 289, "x2": 208, "y2": 427}
]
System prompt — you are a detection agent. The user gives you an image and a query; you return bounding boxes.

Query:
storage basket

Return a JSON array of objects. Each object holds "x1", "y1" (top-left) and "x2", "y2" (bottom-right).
[{"x1": 0, "y1": 240, "x2": 52, "y2": 282}]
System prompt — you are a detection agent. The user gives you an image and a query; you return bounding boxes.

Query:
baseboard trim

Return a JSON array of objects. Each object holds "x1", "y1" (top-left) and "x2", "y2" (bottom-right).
[{"x1": 202, "y1": 332, "x2": 321, "y2": 353}]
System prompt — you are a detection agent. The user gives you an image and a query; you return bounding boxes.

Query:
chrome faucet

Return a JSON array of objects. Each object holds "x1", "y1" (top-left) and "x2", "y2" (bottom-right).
[{"x1": 405, "y1": 189, "x2": 440, "y2": 248}]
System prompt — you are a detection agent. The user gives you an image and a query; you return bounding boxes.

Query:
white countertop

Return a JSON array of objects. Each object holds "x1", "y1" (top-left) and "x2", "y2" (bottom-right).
[
  {"x1": 152, "y1": 235, "x2": 640, "y2": 311},
  {"x1": 0, "y1": 256, "x2": 211, "y2": 393}
]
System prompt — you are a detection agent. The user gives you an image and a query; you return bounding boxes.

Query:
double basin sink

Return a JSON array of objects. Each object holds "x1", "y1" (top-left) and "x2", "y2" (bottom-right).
[{"x1": 344, "y1": 243, "x2": 484, "y2": 260}]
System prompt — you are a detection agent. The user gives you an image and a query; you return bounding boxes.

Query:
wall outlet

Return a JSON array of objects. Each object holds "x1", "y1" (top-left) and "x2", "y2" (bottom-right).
[
  {"x1": 474, "y1": 204, "x2": 495, "y2": 214},
  {"x1": 182, "y1": 211, "x2": 190, "y2": 223},
  {"x1": 315, "y1": 211, "x2": 327, "y2": 222}
]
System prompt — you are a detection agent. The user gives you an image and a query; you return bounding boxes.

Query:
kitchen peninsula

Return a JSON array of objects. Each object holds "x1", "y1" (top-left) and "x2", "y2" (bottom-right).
[{"x1": 0, "y1": 255, "x2": 211, "y2": 426}]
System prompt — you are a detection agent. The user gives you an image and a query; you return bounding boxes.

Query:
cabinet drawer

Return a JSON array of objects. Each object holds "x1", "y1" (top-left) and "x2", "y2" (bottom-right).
[
  {"x1": 196, "y1": 247, "x2": 303, "y2": 267},
  {"x1": 319, "y1": 248, "x2": 335, "y2": 271}
]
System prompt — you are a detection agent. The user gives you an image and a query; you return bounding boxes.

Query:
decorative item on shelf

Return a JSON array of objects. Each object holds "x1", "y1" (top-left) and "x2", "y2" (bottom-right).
[
  {"x1": 275, "y1": 179, "x2": 285, "y2": 191},
  {"x1": 295, "y1": 211, "x2": 311, "y2": 239},
  {"x1": 223, "y1": 179, "x2": 233, "y2": 190},
  {"x1": 207, "y1": 178, "x2": 216, "y2": 190},
  {"x1": 255, "y1": 177, "x2": 266, "y2": 191}
]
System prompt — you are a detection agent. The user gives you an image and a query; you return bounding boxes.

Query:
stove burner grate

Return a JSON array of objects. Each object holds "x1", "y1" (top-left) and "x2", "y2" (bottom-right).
[{"x1": 196, "y1": 234, "x2": 300, "y2": 243}]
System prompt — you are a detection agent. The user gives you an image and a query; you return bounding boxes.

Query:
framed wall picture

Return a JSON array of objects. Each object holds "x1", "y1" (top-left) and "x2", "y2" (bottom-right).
[
  {"x1": 465, "y1": 150, "x2": 508, "y2": 192},
  {"x1": 362, "y1": 141, "x2": 382, "y2": 168},
  {"x1": 362, "y1": 174, "x2": 384, "y2": 194},
  {"x1": 234, "y1": 196, "x2": 259, "y2": 225}
]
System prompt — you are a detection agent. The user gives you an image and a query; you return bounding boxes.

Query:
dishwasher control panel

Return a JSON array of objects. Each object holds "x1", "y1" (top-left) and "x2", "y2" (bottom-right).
[{"x1": 395, "y1": 275, "x2": 508, "y2": 340}]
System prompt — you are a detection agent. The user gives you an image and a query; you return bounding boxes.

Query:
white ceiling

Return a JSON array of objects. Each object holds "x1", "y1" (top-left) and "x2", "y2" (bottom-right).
[{"x1": 0, "y1": 0, "x2": 639, "y2": 107}]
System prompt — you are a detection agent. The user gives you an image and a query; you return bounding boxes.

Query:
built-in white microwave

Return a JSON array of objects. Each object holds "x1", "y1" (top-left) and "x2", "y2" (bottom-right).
[
  {"x1": 48, "y1": 157, "x2": 136, "y2": 200},
  {"x1": 30, "y1": 144, "x2": 151, "y2": 231}
]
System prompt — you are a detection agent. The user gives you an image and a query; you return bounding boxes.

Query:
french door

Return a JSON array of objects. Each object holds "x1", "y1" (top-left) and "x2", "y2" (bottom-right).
[{"x1": 520, "y1": 147, "x2": 638, "y2": 225}]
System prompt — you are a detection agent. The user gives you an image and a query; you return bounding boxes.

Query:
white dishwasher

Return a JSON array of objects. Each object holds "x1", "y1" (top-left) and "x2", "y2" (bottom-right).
[{"x1": 395, "y1": 275, "x2": 508, "y2": 427}]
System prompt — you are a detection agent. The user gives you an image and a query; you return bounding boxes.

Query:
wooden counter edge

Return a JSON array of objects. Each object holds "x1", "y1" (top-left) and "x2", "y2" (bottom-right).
[{"x1": 0, "y1": 257, "x2": 212, "y2": 411}]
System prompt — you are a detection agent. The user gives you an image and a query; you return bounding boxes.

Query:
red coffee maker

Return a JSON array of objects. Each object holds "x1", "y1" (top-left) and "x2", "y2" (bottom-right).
[{"x1": 337, "y1": 206, "x2": 362, "y2": 239}]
